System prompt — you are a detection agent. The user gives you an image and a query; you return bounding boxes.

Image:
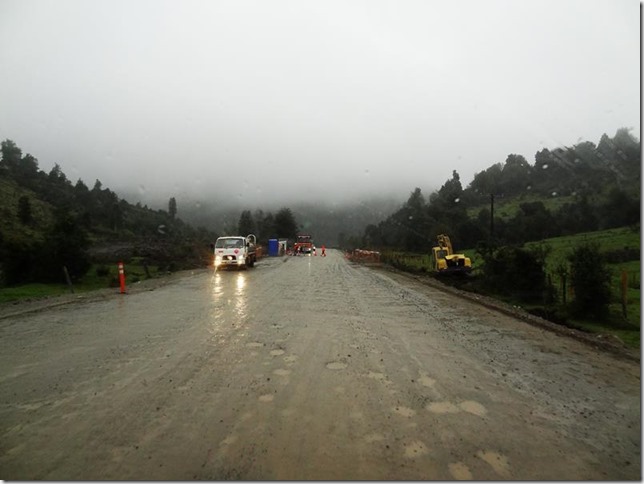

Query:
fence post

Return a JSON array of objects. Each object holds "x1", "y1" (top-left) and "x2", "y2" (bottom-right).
[
  {"x1": 62, "y1": 266, "x2": 74, "y2": 294},
  {"x1": 621, "y1": 270, "x2": 628, "y2": 318}
]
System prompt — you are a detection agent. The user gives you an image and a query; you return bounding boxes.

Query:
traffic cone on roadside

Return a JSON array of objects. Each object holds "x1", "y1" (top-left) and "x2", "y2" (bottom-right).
[{"x1": 117, "y1": 261, "x2": 126, "y2": 294}]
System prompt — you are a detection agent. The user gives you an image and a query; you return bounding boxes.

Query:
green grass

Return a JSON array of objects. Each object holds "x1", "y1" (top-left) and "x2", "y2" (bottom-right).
[
  {"x1": 385, "y1": 226, "x2": 641, "y2": 349},
  {"x1": 0, "y1": 262, "x2": 162, "y2": 304},
  {"x1": 467, "y1": 193, "x2": 578, "y2": 220},
  {"x1": 0, "y1": 283, "x2": 72, "y2": 303}
]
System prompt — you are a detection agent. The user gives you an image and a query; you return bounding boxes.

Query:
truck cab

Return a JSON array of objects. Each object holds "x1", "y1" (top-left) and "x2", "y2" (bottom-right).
[
  {"x1": 213, "y1": 234, "x2": 257, "y2": 269},
  {"x1": 293, "y1": 234, "x2": 313, "y2": 255}
]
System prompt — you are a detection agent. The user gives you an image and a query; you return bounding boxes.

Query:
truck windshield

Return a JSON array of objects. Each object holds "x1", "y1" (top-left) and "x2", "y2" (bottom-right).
[{"x1": 215, "y1": 238, "x2": 244, "y2": 248}]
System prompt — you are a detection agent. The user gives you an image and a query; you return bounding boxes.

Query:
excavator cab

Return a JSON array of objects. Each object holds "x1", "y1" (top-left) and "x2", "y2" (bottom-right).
[{"x1": 431, "y1": 234, "x2": 472, "y2": 275}]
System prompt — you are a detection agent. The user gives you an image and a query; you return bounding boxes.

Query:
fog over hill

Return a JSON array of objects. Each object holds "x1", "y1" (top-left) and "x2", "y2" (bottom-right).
[{"x1": 116, "y1": 186, "x2": 406, "y2": 246}]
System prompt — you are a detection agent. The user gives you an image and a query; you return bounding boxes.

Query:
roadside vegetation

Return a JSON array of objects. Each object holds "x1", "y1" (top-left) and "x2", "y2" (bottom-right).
[{"x1": 347, "y1": 128, "x2": 641, "y2": 349}]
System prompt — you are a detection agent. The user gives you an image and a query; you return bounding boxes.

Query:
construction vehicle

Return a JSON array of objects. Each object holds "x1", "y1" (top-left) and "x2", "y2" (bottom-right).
[
  {"x1": 293, "y1": 234, "x2": 314, "y2": 255},
  {"x1": 431, "y1": 234, "x2": 472, "y2": 275},
  {"x1": 212, "y1": 234, "x2": 257, "y2": 269}
]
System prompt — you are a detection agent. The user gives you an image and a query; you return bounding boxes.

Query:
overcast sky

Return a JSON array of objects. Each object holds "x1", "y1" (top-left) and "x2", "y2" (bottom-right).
[{"x1": 0, "y1": 0, "x2": 639, "y2": 208}]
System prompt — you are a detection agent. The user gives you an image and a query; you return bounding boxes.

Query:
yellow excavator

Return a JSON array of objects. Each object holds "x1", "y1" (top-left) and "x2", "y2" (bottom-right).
[{"x1": 431, "y1": 234, "x2": 472, "y2": 275}]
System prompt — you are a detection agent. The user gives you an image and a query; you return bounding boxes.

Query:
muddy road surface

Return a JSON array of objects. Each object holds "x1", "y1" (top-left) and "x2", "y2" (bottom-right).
[{"x1": 0, "y1": 249, "x2": 640, "y2": 480}]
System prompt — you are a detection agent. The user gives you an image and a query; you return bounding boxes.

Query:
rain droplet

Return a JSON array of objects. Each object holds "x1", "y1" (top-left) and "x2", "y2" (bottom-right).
[
  {"x1": 551, "y1": 192, "x2": 558, "y2": 197},
  {"x1": 454, "y1": 198, "x2": 460, "y2": 203},
  {"x1": 158, "y1": 224, "x2": 166, "y2": 234},
  {"x1": 542, "y1": 164, "x2": 549, "y2": 170},
  {"x1": 364, "y1": 169, "x2": 370, "y2": 175},
  {"x1": 138, "y1": 184, "x2": 146, "y2": 195},
  {"x1": 408, "y1": 215, "x2": 413, "y2": 220},
  {"x1": 526, "y1": 185, "x2": 532, "y2": 191}
]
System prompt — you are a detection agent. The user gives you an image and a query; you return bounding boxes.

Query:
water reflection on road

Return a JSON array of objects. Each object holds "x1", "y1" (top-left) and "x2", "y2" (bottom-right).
[{"x1": 208, "y1": 271, "x2": 248, "y2": 344}]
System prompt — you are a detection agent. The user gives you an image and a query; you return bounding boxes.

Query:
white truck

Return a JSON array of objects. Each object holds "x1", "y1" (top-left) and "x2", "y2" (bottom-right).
[{"x1": 212, "y1": 234, "x2": 257, "y2": 270}]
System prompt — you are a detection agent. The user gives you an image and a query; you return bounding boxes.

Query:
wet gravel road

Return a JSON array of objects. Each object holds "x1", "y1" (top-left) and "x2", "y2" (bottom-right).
[{"x1": 0, "y1": 249, "x2": 640, "y2": 479}]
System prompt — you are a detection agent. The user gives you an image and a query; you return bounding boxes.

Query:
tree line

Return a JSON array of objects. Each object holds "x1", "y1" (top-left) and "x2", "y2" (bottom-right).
[
  {"x1": 0, "y1": 139, "x2": 215, "y2": 285},
  {"x1": 353, "y1": 128, "x2": 640, "y2": 321},
  {"x1": 355, "y1": 128, "x2": 640, "y2": 254}
]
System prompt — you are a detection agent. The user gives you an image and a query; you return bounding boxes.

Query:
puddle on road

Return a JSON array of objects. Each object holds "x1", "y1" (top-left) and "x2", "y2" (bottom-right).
[
  {"x1": 459, "y1": 400, "x2": 487, "y2": 417},
  {"x1": 403, "y1": 439, "x2": 429, "y2": 459},
  {"x1": 363, "y1": 432, "x2": 385, "y2": 443},
  {"x1": 418, "y1": 373, "x2": 436, "y2": 387},
  {"x1": 393, "y1": 406, "x2": 416, "y2": 418},
  {"x1": 477, "y1": 450, "x2": 511, "y2": 478},
  {"x1": 219, "y1": 434, "x2": 238, "y2": 447},
  {"x1": 326, "y1": 361, "x2": 347, "y2": 370},
  {"x1": 449, "y1": 462, "x2": 473, "y2": 480},
  {"x1": 426, "y1": 402, "x2": 460, "y2": 414},
  {"x1": 425, "y1": 400, "x2": 487, "y2": 417},
  {"x1": 273, "y1": 368, "x2": 291, "y2": 376}
]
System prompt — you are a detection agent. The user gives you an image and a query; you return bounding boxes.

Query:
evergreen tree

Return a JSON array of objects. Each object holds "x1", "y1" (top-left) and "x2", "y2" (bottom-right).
[
  {"x1": 238, "y1": 210, "x2": 255, "y2": 235},
  {"x1": 17, "y1": 196, "x2": 33, "y2": 225},
  {"x1": 273, "y1": 208, "x2": 298, "y2": 240},
  {"x1": 169, "y1": 197, "x2": 177, "y2": 220}
]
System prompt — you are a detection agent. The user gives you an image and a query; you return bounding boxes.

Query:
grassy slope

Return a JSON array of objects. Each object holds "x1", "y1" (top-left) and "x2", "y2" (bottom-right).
[{"x1": 387, "y1": 226, "x2": 640, "y2": 348}]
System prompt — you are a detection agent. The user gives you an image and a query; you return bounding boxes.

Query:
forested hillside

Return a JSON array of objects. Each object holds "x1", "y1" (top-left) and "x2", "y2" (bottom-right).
[
  {"x1": 356, "y1": 128, "x2": 640, "y2": 252},
  {"x1": 0, "y1": 140, "x2": 216, "y2": 285}
]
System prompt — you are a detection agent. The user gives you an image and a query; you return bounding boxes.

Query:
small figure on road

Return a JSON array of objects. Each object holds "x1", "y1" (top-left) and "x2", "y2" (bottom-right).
[{"x1": 321, "y1": 244, "x2": 326, "y2": 257}]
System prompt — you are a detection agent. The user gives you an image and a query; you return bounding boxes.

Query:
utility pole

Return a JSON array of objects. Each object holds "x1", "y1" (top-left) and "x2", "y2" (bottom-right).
[{"x1": 490, "y1": 193, "x2": 495, "y2": 240}]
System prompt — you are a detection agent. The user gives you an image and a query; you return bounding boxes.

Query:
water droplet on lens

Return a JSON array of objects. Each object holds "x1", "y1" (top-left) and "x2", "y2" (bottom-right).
[
  {"x1": 138, "y1": 185, "x2": 146, "y2": 195},
  {"x1": 542, "y1": 164, "x2": 549, "y2": 170},
  {"x1": 551, "y1": 192, "x2": 557, "y2": 197},
  {"x1": 454, "y1": 198, "x2": 460, "y2": 203}
]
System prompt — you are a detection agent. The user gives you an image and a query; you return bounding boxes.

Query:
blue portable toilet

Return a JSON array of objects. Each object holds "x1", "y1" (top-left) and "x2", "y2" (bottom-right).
[{"x1": 268, "y1": 238, "x2": 279, "y2": 256}]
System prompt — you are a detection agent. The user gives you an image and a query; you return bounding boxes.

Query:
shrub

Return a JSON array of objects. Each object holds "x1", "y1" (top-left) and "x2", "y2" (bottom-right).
[{"x1": 568, "y1": 243, "x2": 612, "y2": 319}]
